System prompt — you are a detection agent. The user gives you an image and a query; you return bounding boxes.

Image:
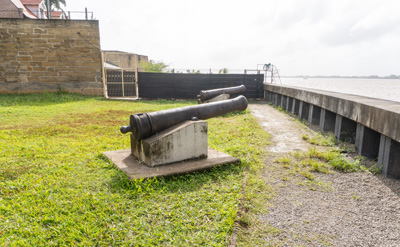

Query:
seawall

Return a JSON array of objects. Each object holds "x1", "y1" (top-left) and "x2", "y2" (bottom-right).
[{"x1": 264, "y1": 83, "x2": 400, "y2": 178}]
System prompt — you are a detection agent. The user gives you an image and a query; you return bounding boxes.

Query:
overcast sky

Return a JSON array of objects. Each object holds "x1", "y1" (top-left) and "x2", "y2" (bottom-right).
[{"x1": 65, "y1": 0, "x2": 400, "y2": 76}]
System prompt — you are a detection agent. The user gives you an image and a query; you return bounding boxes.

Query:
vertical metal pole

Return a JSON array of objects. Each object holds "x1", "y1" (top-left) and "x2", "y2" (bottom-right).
[
  {"x1": 271, "y1": 67, "x2": 274, "y2": 83},
  {"x1": 68, "y1": 11, "x2": 70, "y2": 19},
  {"x1": 85, "y1": 8, "x2": 88, "y2": 20}
]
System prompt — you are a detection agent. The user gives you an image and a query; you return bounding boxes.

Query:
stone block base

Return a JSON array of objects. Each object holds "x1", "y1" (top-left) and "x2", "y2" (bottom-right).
[
  {"x1": 103, "y1": 148, "x2": 239, "y2": 179},
  {"x1": 131, "y1": 120, "x2": 208, "y2": 167},
  {"x1": 199, "y1": 94, "x2": 230, "y2": 104}
]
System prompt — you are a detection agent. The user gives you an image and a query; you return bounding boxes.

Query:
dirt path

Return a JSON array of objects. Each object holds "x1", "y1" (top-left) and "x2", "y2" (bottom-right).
[
  {"x1": 248, "y1": 103, "x2": 400, "y2": 246},
  {"x1": 250, "y1": 104, "x2": 315, "y2": 153}
]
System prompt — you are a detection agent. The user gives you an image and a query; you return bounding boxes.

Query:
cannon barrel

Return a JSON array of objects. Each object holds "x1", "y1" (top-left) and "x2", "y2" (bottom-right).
[
  {"x1": 120, "y1": 95, "x2": 248, "y2": 140},
  {"x1": 198, "y1": 85, "x2": 246, "y2": 101}
]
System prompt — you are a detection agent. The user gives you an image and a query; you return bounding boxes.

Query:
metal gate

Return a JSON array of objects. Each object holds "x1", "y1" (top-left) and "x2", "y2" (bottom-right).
[{"x1": 106, "y1": 69, "x2": 137, "y2": 97}]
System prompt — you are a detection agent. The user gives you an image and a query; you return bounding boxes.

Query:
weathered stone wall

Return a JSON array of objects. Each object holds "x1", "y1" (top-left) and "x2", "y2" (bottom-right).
[
  {"x1": 0, "y1": 18, "x2": 103, "y2": 95},
  {"x1": 104, "y1": 51, "x2": 148, "y2": 71}
]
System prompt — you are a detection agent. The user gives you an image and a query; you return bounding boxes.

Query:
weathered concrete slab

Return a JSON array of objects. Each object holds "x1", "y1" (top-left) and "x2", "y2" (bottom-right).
[
  {"x1": 103, "y1": 148, "x2": 239, "y2": 180},
  {"x1": 132, "y1": 120, "x2": 208, "y2": 167}
]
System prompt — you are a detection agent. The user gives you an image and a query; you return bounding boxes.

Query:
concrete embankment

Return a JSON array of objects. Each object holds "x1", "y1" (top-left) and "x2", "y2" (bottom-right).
[{"x1": 264, "y1": 83, "x2": 400, "y2": 178}]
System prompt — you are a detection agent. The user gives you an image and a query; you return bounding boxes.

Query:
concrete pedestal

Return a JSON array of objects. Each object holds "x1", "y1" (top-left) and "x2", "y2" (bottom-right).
[
  {"x1": 131, "y1": 120, "x2": 208, "y2": 167},
  {"x1": 104, "y1": 148, "x2": 239, "y2": 180},
  {"x1": 201, "y1": 94, "x2": 230, "y2": 104}
]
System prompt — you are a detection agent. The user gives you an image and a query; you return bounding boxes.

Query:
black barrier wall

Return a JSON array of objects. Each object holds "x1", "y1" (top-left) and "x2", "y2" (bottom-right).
[{"x1": 137, "y1": 72, "x2": 264, "y2": 99}]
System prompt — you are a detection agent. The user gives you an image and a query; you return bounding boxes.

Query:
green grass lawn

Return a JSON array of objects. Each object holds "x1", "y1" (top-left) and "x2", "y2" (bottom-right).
[{"x1": 0, "y1": 93, "x2": 270, "y2": 246}]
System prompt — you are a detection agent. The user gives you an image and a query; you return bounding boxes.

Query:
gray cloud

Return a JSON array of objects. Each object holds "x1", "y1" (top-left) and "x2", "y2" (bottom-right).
[{"x1": 66, "y1": 0, "x2": 400, "y2": 76}]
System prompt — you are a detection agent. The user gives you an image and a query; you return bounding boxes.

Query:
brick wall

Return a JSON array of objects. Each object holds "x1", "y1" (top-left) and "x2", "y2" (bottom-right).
[{"x1": 0, "y1": 18, "x2": 103, "y2": 95}]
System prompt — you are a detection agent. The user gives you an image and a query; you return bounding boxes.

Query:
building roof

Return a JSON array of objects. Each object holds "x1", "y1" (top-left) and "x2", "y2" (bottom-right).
[
  {"x1": 20, "y1": 0, "x2": 42, "y2": 5},
  {"x1": 104, "y1": 62, "x2": 122, "y2": 70},
  {"x1": 9, "y1": 0, "x2": 37, "y2": 18},
  {"x1": 103, "y1": 50, "x2": 148, "y2": 57},
  {"x1": 104, "y1": 50, "x2": 131, "y2": 54},
  {"x1": 42, "y1": 10, "x2": 64, "y2": 19},
  {"x1": 51, "y1": 11, "x2": 62, "y2": 18}
]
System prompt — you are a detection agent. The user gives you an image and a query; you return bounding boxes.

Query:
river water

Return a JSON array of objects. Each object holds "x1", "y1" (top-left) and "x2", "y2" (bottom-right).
[{"x1": 275, "y1": 77, "x2": 400, "y2": 103}]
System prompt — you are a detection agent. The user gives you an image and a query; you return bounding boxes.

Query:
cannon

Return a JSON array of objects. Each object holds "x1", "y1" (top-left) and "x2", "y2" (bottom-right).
[
  {"x1": 121, "y1": 95, "x2": 248, "y2": 140},
  {"x1": 120, "y1": 96, "x2": 248, "y2": 167},
  {"x1": 103, "y1": 96, "x2": 248, "y2": 177},
  {"x1": 197, "y1": 85, "x2": 246, "y2": 103}
]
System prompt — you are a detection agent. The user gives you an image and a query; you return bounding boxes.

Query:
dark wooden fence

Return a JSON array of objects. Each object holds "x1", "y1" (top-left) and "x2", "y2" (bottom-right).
[{"x1": 137, "y1": 72, "x2": 264, "y2": 99}]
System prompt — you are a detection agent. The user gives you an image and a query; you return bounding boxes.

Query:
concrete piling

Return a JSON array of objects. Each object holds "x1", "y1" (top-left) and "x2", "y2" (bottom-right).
[{"x1": 264, "y1": 84, "x2": 400, "y2": 179}]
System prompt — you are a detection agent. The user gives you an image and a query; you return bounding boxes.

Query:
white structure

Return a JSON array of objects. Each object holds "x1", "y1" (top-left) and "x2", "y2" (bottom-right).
[{"x1": 131, "y1": 121, "x2": 208, "y2": 167}]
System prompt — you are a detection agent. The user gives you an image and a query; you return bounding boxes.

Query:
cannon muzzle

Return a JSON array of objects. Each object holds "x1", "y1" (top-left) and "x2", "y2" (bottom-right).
[
  {"x1": 120, "y1": 95, "x2": 248, "y2": 139},
  {"x1": 197, "y1": 85, "x2": 246, "y2": 101}
]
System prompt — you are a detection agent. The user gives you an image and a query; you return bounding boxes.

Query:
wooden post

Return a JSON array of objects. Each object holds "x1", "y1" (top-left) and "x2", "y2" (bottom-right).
[
  {"x1": 122, "y1": 70, "x2": 125, "y2": 97},
  {"x1": 101, "y1": 51, "x2": 108, "y2": 98},
  {"x1": 135, "y1": 68, "x2": 139, "y2": 98}
]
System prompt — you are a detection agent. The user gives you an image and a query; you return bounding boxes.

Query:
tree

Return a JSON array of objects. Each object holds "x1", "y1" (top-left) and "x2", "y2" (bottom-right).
[
  {"x1": 50, "y1": 0, "x2": 66, "y2": 10},
  {"x1": 44, "y1": 0, "x2": 66, "y2": 18},
  {"x1": 139, "y1": 60, "x2": 169, "y2": 73},
  {"x1": 219, "y1": 68, "x2": 229, "y2": 74},
  {"x1": 45, "y1": 0, "x2": 66, "y2": 11},
  {"x1": 185, "y1": 69, "x2": 201, "y2": 74}
]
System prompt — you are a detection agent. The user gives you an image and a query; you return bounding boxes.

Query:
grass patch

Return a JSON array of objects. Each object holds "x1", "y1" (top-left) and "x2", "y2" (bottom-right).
[
  {"x1": 0, "y1": 93, "x2": 271, "y2": 246},
  {"x1": 303, "y1": 132, "x2": 336, "y2": 146},
  {"x1": 306, "y1": 148, "x2": 368, "y2": 173},
  {"x1": 351, "y1": 193, "x2": 361, "y2": 200}
]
